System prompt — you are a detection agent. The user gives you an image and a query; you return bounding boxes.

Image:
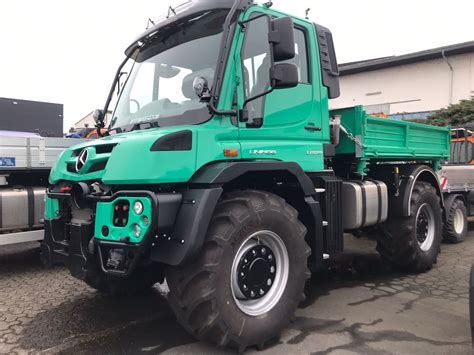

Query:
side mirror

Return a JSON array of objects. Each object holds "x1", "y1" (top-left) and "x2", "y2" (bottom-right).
[
  {"x1": 93, "y1": 109, "x2": 105, "y2": 124},
  {"x1": 270, "y1": 17, "x2": 295, "y2": 62},
  {"x1": 271, "y1": 63, "x2": 298, "y2": 89}
]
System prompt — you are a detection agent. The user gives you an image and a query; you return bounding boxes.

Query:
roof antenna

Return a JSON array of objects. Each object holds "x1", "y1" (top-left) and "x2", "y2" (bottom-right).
[
  {"x1": 264, "y1": 2, "x2": 273, "y2": 8},
  {"x1": 167, "y1": 5, "x2": 177, "y2": 18},
  {"x1": 146, "y1": 18, "x2": 155, "y2": 30},
  {"x1": 305, "y1": 8, "x2": 311, "y2": 20}
]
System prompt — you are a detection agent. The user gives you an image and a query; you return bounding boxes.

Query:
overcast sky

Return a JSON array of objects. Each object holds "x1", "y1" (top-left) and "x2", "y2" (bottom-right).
[{"x1": 0, "y1": 0, "x2": 473, "y2": 130}]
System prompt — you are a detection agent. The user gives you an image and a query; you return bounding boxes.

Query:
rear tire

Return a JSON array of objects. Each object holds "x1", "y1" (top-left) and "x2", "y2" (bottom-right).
[
  {"x1": 165, "y1": 190, "x2": 310, "y2": 351},
  {"x1": 377, "y1": 182, "x2": 442, "y2": 272},
  {"x1": 443, "y1": 198, "x2": 468, "y2": 243}
]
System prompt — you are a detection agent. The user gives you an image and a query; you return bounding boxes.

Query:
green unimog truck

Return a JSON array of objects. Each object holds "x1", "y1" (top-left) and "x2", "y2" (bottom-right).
[{"x1": 41, "y1": 0, "x2": 450, "y2": 350}]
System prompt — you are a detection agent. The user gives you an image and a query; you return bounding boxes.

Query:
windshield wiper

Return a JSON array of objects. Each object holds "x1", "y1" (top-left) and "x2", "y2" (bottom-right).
[
  {"x1": 130, "y1": 120, "x2": 161, "y2": 132},
  {"x1": 107, "y1": 127, "x2": 123, "y2": 135}
]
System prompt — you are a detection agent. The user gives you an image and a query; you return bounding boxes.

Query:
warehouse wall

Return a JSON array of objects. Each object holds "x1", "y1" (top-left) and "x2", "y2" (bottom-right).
[
  {"x1": 330, "y1": 53, "x2": 474, "y2": 117},
  {"x1": 0, "y1": 97, "x2": 63, "y2": 136}
]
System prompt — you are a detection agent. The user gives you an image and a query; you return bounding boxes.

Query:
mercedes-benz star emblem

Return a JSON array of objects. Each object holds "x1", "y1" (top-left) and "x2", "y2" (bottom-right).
[{"x1": 75, "y1": 148, "x2": 89, "y2": 173}]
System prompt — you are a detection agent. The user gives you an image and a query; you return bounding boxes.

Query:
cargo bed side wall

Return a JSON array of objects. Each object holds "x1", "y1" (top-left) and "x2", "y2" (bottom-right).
[{"x1": 331, "y1": 106, "x2": 450, "y2": 165}]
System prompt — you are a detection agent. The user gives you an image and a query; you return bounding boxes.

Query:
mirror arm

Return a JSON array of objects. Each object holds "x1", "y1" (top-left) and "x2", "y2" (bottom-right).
[
  {"x1": 238, "y1": 13, "x2": 268, "y2": 30},
  {"x1": 243, "y1": 85, "x2": 274, "y2": 109},
  {"x1": 239, "y1": 85, "x2": 274, "y2": 122},
  {"x1": 207, "y1": 101, "x2": 237, "y2": 117}
]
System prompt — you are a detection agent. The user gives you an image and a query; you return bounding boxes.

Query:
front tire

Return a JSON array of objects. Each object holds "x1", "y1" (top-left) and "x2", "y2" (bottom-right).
[
  {"x1": 166, "y1": 190, "x2": 310, "y2": 351},
  {"x1": 377, "y1": 182, "x2": 442, "y2": 272},
  {"x1": 443, "y1": 198, "x2": 468, "y2": 243}
]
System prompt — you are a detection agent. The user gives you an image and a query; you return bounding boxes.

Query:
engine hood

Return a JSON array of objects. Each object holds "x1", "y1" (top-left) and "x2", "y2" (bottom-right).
[{"x1": 49, "y1": 126, "x2": 199, "y2": 185}]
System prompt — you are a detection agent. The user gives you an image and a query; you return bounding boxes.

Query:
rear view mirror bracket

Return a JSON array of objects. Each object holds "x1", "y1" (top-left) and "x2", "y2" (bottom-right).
[
  {"x1": 267, "y1": 31, "x2": 281, "y2": 44},
  {"x1": 238, "y1": 13, "x2": 269, "y2": 30}
]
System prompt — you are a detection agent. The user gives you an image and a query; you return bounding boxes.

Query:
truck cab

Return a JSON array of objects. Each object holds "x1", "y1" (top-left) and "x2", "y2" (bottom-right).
[{"x1": 41, "y1": 0, "x2": 450, "y2": 351}]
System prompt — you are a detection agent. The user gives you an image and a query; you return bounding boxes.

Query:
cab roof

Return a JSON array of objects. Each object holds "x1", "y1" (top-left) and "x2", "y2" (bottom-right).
[{"x1": 125, "y1": 0, "x2": 254, "y2": 58}]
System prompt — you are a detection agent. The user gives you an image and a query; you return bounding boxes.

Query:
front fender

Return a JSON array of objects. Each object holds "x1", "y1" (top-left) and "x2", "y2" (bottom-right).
[
  {"x1": 190, "y1": 161, "x2": 316, "y2": 196},
  {"x1": 150, "y1": 187, "x2": 222, "y2": 265}
]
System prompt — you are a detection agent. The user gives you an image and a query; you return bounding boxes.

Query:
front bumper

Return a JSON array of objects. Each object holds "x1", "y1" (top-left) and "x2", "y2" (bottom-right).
[{"x1": 41, "y1": 190, "x2": 181, "y2": 280}]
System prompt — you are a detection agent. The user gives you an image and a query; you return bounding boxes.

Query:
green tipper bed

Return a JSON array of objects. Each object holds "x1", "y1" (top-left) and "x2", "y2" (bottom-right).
[{"x1": 332, "y1": 106, "x2": 450, "y2": 175}]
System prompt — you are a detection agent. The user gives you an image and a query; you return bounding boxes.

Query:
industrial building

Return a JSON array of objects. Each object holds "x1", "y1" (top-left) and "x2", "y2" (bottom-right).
[
  {"x1": 0, "y1": 97, "x2": 63, "y2": 137},
  {"x1": 331, "y1": 41, "x2": 474, "y2": 120}
]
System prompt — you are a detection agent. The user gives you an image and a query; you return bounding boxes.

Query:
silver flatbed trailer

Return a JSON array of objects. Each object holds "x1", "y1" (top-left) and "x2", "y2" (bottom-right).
[
  {"x1": 436, "y1": 127, "x2": 474, "y2": 243},
  {"x1": 439, "y1": 165, "x2": 474, "y2": 193},
  {"x1": 438, "y1": 165, "x2": 474, "y2": 243},
  {"x1": 0, "y1": 133, "x2": 85, "y2": 246}
]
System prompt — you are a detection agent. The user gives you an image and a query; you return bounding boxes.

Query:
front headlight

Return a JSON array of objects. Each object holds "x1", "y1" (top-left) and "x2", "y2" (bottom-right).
[{"x1": 133, "y1": 201, "x2": 144, "y2": 215}]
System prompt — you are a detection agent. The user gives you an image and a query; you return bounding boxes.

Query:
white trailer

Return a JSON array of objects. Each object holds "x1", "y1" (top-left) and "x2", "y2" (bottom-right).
[
  {"x1": 438, "y1": 128, "x2": 474, "y2": 243},
  {"x1": 0, "y1": 132, "x2": 84, "y2": 246}
]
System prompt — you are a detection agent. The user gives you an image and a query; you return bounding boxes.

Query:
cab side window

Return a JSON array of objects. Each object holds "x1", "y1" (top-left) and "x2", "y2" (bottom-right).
[
  {"x1": 241, "y1": 18, "x2": 310, "y2": 127},
  {"x1": 241, "y1": 15, "x2": 272, "y2": 127},
  {"x1": 282, "y1": 28, "x2": 310, "y2": 84}
]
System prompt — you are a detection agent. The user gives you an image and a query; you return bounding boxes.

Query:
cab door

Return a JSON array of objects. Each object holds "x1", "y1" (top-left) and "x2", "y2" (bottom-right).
[{"x1": 236, "y1": 11, "x2": 326, "y2": 171}]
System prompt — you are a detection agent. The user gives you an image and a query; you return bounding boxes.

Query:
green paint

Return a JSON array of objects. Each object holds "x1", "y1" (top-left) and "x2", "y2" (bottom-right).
[
  {"x1": 49, "y1": 125, "x2": 240, "y2": 185},
  {"x1": 333, "y1": 106, "x2": 450, "y2": 174},
  {"x1": 48, "y1": 4, "x2": 333, "y2": 188},
  {"x1": 44, "y1": 196, "x2": 59, "y2": 219},
  {"x1": 94, "y1": 197, "x2": 152, "y2": 244}
]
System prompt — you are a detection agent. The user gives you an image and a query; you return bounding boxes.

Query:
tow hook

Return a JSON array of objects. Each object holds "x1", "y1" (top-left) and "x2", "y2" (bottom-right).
[{"x1": 106, "y1": 249, "x2": 127, "y2": 270}]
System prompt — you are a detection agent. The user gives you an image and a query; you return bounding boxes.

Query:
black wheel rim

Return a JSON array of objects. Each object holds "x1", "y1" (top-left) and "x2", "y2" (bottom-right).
[
  {"x1": 416, "y1": 203, "x2": 435, "y2": 251},
  {"x1": 236, "y1": 245, "x2": 277, "y2": 299}
]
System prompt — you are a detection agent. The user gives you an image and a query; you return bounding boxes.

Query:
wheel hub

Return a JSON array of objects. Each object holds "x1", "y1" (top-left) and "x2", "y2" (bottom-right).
[
  {"x1": 416, "y1": 211, "x2": 429, "y2": 244},
  {"x1": 230, "y1": 230, "x2": 289, "y2": 316},
  {"x1": 415, "y1": 203, "x2": 435, "y2": 252},
  {"x1": 453, "y1": 208, "x2": 464, "y2": 234},
  {"x1": 237, "y1": 246, "x2": 276, "y2": 299}
]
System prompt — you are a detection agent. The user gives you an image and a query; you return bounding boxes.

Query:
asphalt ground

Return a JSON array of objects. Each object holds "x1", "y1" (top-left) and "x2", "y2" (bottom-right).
[{"x1": 1, "y1": 223, "x2": 473, "y2": 354}]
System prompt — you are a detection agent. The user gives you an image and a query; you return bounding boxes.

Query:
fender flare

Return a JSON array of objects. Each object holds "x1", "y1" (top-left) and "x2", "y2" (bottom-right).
[
  {"x1": 151, "y1": 187, "x2": 223, "y2": 266},
  {"x1": 190, "y1": 161, "x2": 317, "y2": 196},
  {"x1": 391, "y1": 165, "x2": 444, "y2": 217}
]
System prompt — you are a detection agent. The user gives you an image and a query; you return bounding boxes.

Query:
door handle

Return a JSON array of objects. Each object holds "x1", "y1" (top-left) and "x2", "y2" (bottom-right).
[{"x1": 305, "y1": 125, "x2": 321, "y2": 131}]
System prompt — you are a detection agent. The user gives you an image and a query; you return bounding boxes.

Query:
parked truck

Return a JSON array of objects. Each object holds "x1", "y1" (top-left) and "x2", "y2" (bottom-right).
[
  {"x1": 438, "y1": 128, "x2": 474, "y2": 243},
  {"x1": 0, "y1": 131, "x2": 85, "y2": 246},
  {"x1": 40, "y1": 0, "x2": 451, "y2": 350}
]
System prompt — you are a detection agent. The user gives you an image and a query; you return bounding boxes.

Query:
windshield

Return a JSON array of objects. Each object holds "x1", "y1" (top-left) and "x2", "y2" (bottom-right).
[{"x1": 110, "y1": 9, "x2": 229, "y2": 131}]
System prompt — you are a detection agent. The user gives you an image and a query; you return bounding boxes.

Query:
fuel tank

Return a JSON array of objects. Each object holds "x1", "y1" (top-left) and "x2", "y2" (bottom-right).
[
  {"x1": 342, "y1": 180, "x2": 388, "y2": 230},
  {"x1": 0, "y1": 187, "x2": 45, "y2": 232}
]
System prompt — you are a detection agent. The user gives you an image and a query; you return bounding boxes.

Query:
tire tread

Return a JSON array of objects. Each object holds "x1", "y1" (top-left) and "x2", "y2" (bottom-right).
[
  {"x1": 376, "y1": 182, "x2": 442, "y2": 273},
  {"x1": 166, "y1": 189, "x2": 310, "y2": 350},
  {"x1": 443, "y1": 198, "x2": 467, "y2": 244}
]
